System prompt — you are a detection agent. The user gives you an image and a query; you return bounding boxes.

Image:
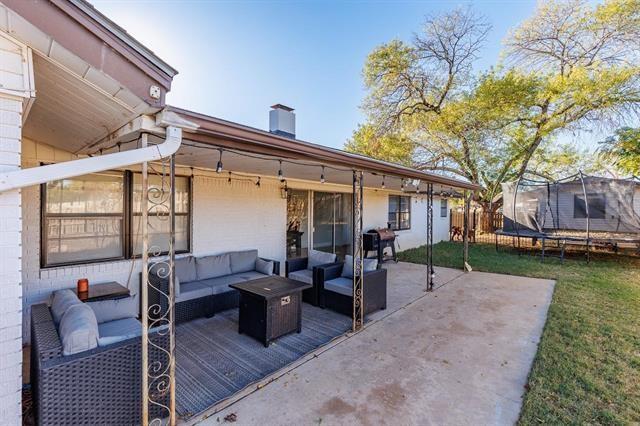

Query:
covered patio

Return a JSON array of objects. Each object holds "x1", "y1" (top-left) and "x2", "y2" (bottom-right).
[{"x1": 0, "y1": 3, "x2": 480, "y2": 424}]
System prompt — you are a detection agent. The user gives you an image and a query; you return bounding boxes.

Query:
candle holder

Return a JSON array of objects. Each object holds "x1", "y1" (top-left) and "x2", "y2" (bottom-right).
[{"x1": 77, "y1": 278, "x2": 89, "y2": 300}]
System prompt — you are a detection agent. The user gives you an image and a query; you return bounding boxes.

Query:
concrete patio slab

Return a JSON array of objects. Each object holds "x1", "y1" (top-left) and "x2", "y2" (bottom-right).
[{"x1": 190, "y1": 263, "x2": 555, "y2": 426}]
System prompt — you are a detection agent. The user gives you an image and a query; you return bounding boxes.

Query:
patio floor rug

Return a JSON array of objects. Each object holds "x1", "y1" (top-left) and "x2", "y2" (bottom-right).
[{"x1": 175, "y1": 304, "x2": 352, "y2": 419}]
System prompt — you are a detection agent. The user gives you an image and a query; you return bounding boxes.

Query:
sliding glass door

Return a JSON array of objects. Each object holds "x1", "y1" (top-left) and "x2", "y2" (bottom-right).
[{"x1": 312, "y1": 192, "x2": 352, "y2": 259}]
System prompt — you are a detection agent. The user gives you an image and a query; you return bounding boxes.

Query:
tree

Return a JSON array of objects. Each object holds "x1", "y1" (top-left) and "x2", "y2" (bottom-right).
[
  {"x1": 599, "y1": 127, "x2": 640, "y2": 175},
  {"x1": 345, "y1": 124, "x2": 414, "y2": 166},
  {"x1": 349, "y1": 0, "x2": 640, "y2": 207}
]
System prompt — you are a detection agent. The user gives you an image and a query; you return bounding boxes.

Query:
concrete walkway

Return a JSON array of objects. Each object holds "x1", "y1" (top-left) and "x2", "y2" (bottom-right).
[{"x1": 190, "y1": 263, "x2": 555, "y2": 426}]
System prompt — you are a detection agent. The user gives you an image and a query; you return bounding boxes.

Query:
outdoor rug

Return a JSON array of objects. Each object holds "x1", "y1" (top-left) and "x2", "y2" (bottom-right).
[{"x1": 175, "y1": 304, "x2": 352, "y2": 419}]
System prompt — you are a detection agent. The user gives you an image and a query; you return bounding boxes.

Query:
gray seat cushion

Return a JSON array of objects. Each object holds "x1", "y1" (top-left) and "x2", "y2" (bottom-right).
[
  {"x1": 289, "y1": 269, "x2": 313, "y2": 284},
  {"x1": 324, "y1": 277, "x2": 353, "y2": 297},
  {"x1": 200, "y1": 275, "x2": 247, "y2": 295},
  {"x1": 308, "y1": 250, "x2": 336, "y2": 270},
  {"x1": 97, "y1": 317, "x2": 142, "y2": 346},
  {"x1": 341, "y1": 255, "x2": 378, "y2": 278},
  {"x1": 59, "y1": 304, "x2": 98, "y2": 355},
  {"x1": 255, "y1": 258, "x2": 273, "y2": 275},
  {"x1": 175, "y1": 256, "x2": 197, "y2": 283},
  {"x1": 176, "y1": 281, "x2": 213, "y2": 303},
  {"x1": 196, "y1": 253, "x2": 232, "y2": 280},
  {"x1": 235, "y1": 271, "x2": 269, "y2": 281},
  {"x1": 88, "y1": 296, "x2": 137, "y2": 324},
  {"x1": 51, "y1": 289, "x2": 82, "y2": 324},
  {"x1": 229, "y1": 250, "x2": 259, "y2": 274}
]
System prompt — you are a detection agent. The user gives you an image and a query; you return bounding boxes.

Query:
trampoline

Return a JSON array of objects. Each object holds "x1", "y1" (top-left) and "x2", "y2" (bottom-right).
[{"x1": 497, "y1": 173, "x2": 640, "y2": 261}]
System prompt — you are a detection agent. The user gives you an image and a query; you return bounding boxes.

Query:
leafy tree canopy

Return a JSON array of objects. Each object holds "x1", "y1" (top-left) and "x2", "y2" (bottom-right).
[
  {"x1": 599, "y1": 127, "x2": 640, "y2": 175},
  {"x1": 346, "y1": 0, "x2": 640, "y2": 207}
]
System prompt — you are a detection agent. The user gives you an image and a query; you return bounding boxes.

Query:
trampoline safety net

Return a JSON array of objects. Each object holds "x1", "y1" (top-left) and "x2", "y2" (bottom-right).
[{"x1": 501, "y1": 174, "x2": 640, "y2": 239}]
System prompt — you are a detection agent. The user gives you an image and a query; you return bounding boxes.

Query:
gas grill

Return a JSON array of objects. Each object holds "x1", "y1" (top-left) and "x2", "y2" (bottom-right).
[{"x1": 363, "y1": 228, "x2": 398, "y2": 264}]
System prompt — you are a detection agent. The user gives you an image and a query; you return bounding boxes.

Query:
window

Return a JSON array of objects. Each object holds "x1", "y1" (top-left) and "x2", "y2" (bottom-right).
[
  {"x1": 42, "y1": 171, "x2": 191, "y2": 268},
  {"x1": 388, "y1": 195, "x2": 411, "y2": 230},
  {"x1": 132, "y1": 174, "x2": 190, "y2": 255},
  {"x1": 42, "y1": 172, "x2": 126, "y2": 267},
  {"x1": 574, "y1": 193, "x2": 606, "y2": 219},
  {"x1": 440, "y1": 199, "x2": 448, "y2": 218}
]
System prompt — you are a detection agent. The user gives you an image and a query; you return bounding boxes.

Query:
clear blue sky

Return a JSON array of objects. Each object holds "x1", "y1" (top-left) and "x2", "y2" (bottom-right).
[{"x1": 93, "y1": 0, "x2": 556, "y2": 149}]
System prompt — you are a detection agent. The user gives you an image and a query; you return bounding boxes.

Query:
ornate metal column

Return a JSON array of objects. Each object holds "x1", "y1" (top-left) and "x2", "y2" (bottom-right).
[
  {"x1": 462, "y1": 190, "x2": 470, "y2": 271},
  {"x1": 352, "y1": 170, "x2": 364, "y2": 331},
  {"x1": 141, "y1": 133, "x2": 176, "y2": 425},
  {"x1": 426, "y1": 183, "x2": 434, "y2": 291}
]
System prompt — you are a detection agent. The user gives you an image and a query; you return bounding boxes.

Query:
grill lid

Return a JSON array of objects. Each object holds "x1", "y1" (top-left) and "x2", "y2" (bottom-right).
[{"x1": 369, "y1": 228, "x2": 396, "y2": 241}]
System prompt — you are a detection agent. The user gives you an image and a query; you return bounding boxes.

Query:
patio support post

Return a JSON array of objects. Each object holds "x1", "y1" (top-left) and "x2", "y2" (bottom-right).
[
  {"x1": 141, "y1": 134, "x2": 177, "y2": 425},
  {"x1": 169, "y1": 154, "x2": 177, "y2": 425},
  {"x1": 426, "y1": 183, "x2": 434, "y2": 291},
  {"x1": 352, "y1": 170, "x2": 364, "y2": 331},
  {"x1": 463, "y1": 190, "x2": 470, "y2": 271},
  {"x1": 141, "y1": 134, "x2": 149, "y2": 425}
]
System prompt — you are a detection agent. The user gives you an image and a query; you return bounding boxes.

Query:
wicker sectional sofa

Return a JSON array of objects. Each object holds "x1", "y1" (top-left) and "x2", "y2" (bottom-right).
[
  {"x1": 148, "y1": 250, "x2": 280, "y2": 323},
  {"x1": 30, "y1": 293, "x2": 168, "y2": 425}
]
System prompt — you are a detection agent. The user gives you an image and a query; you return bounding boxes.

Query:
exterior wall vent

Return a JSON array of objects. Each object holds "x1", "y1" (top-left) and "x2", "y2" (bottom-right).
[{"x1": 269, "y1": 104, "x2": 295, "y2": 139}]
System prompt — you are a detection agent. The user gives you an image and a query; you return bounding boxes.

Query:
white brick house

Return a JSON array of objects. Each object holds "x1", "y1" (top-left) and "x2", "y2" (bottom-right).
[{"x1": 0, "y1": 1, "x2": 475, "y2": 422}]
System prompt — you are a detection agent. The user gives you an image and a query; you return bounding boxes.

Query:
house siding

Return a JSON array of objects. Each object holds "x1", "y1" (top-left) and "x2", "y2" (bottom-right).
[{"x1": 0, "y1": 31, "x2": 33, "y2": 424}]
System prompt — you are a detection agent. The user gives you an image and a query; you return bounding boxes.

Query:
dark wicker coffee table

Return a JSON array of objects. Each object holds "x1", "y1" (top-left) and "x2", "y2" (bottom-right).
[{"x1": 230, "y1": 276, "x2": 312, "y2": 347}]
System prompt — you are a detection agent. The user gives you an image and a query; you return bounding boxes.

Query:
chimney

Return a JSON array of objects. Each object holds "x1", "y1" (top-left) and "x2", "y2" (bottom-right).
[{"x1": 269, "y1": 104, "x2": 295, "y2": 139}]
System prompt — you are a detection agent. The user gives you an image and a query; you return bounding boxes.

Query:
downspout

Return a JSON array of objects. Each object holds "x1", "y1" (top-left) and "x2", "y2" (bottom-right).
[{"x1": 0, "y1": 126, "x2": 183, "y2": 193}]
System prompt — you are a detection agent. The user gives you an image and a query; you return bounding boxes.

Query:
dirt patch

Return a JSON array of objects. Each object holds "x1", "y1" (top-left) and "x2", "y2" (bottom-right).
[
  {"x1": 316, "y1": 396, "x2": 357, "y2": 417},
  {"x1": 368, "y1": 380, "x2": 407, "y2": 411}
]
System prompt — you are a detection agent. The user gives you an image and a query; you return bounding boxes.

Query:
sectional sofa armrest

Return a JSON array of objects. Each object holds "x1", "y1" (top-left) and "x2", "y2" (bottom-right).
[
  {"x1": 316, "y1": 262, "x2": 344, "y2": 287},
  {"x1": 285, "y1": 257, "x2": 308, "y2": 275},
  {"x1": 363, "y1": 267, "x2": 387, "y2": 287},
  {"x1": 259, "y1": 257, "x2": 280, "y2": 275},
  {"x1": 30, "y1": 304, "x2": 63, "y2": 362}
]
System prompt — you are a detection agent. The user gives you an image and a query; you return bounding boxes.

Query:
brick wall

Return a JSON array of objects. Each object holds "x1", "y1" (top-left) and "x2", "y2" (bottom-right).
[{"x1": 0, "y1": 95, "x2": 24, "y2": 424}]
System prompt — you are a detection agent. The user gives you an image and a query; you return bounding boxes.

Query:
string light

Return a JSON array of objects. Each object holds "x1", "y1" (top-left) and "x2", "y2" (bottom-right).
[
  {"x1": 400, "y1": 179, "x2": 405, "y2": 191},
  {"x1": 277, "y1": 160, "x2": 284, "y2": 182},
  {"x1": 216, "y1": 149, "x2": 223, "y2": 173},
  {"x1": 256, "y1": 176, "x2": 261, "y2": 187},
  {"x1": 381, "y1": 175, "x2": 386, "y2": 189},
  {"x1": 320, "y1": 166, "x2": 326, "y2": 184},
  {"x1": 228, "y1": 171, "x2": 232, "y2": 184},
  {"x1": 416, "y1": 184, "x2": 420, "y2": 194}
]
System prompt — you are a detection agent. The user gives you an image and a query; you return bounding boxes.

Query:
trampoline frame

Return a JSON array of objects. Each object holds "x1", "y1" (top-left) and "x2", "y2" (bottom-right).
[{"x1": 498, "y1": 172, "x2": 640, "y2": 262}]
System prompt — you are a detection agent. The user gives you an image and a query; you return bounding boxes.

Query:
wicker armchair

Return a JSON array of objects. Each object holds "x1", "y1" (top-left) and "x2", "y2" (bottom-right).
[
  {"x1": 284, "y1": 257, "x2": 339, "y2": 306},
  {"x1": 316, "y1": 263, "x2": 387, "y2": 316},
  {"x1": 30, "y1": 303, "x2": 169, "y2": 425}
]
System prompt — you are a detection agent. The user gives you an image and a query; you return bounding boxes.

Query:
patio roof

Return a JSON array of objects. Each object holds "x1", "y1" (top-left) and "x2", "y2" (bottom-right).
[{"x1": 166, "y1": 106, "x2": 478, "y2": 192}]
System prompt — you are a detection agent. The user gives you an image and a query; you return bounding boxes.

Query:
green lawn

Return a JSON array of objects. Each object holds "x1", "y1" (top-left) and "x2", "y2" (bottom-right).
[{"x1": 398, "y1": 242, "x2": 640, "y2": 425}]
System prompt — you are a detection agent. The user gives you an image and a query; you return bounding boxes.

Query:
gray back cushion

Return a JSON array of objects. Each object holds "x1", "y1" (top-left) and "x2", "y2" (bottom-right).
[
  {"x1": 87, "y1": 296, "x2": 137, "y2": 324},
  {"x1": 51, "y1": 289, "x2": 82, "y2": 325},
  {"x1": 175, "y1": 256, "x2": 197, "y2": 283},
  {"x1": 196, "y1": 253, "x2": 232, "y2": 280},
  {"x1": 59, "y1": 304, "x2": 98, "y2": 355},
  {"x1": 230, "y1": 250, "x2": 258, "y2": 274},
  {"x1": 341, "y1": 255, "x2": 378, "y2": 278},
  {"x1": 307, "y1": 250, "x2": 336, "y2": 270},
  {"x1": 255, "y1": 258, "x2": 273, "y2": 276}
]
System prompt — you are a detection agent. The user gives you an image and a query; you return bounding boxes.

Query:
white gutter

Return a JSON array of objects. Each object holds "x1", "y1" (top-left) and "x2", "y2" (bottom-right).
[{"x1": 0, "y1": 126, "x2": 182, "y2": 193}]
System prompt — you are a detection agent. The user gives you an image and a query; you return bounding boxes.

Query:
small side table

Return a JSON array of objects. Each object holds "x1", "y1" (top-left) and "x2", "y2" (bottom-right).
[{"x1": 74, "y1": 281, "x2": 130, "y2": 302}]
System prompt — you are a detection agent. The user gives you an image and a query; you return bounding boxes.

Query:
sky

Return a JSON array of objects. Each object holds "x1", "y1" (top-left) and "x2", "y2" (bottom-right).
[{"x1": 91, "y1": 0, "x2": 588, "y2": 150}]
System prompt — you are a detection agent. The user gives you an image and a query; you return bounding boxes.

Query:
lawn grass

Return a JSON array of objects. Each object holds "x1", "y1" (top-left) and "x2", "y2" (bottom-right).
[{"x1": 398, "y1": 241, "x2": 640, "y2": 425}]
